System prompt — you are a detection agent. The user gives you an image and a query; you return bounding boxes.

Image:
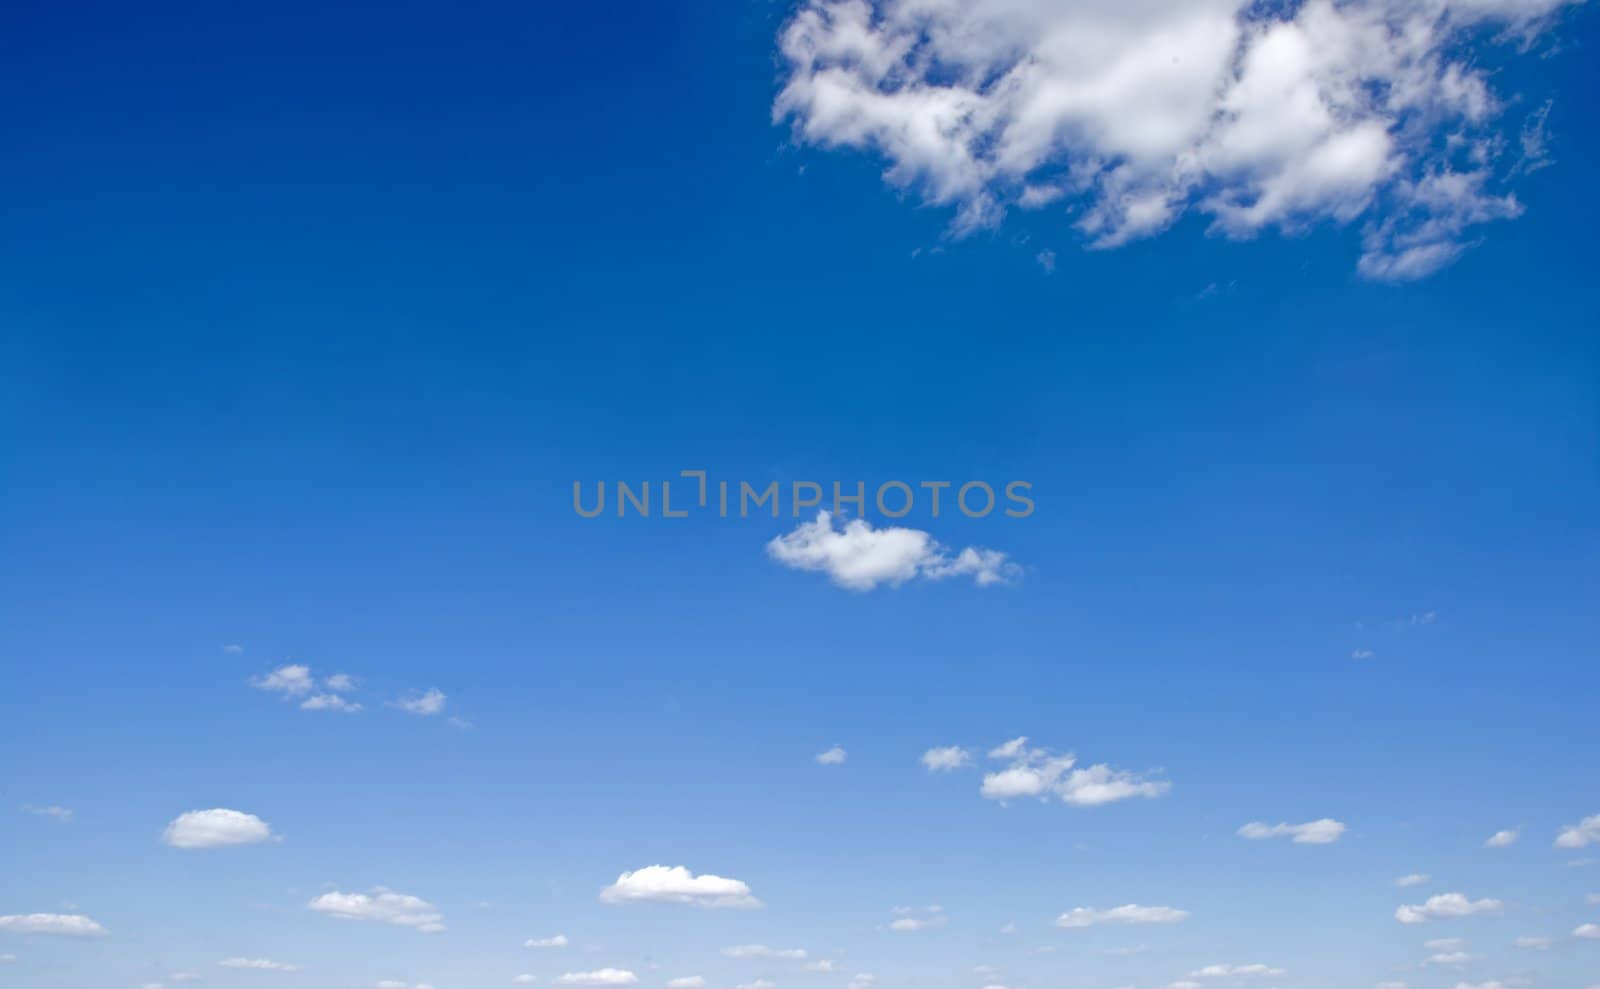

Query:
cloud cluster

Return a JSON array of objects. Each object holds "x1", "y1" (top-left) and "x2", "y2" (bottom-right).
[
  {"x1": 307, "y1": 889, "x2": 445, "y2": 932},
  {"x1": 980, "y1": 736, "x2": 1169, "y2": 807},
  {"x1": 251, "y1": 664, "x2": 364, "y2": 712},
  {"x1": 599, "y1": 865, "x2": 761, "y2": 909},
  {"x1": 767, "y1": 512, "x2": 1018, "y2": 590},
  {"x1": 774, "y1": 0, "x2": 1575, "y2": 279},
  {"x1": 162, "y1": 808, "x2": 275, "y2": 849}
]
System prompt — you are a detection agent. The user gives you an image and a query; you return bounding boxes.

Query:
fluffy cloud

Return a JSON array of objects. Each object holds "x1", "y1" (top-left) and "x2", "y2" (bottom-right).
[
  {"x1": 767, "y1": 512, "x2": 1018, "y2": 590},
  {"x1": 1057, "y1": 904, "x2": 1189, "y2": 928},
  {"x1": 921, "y1": 746, "x2": 972, "y2": 772},
  {"x1": 307, "y1": 889, "x2": 444, "y2": 932},
  {"x1": 980, "y1": 738, "x2": 1168, "y2": 807},
  {"x1": 815, "y1": 746, "x2": 847, "y2": 765},
  {"x1": 525, "y1": 935, "x2": 568, "y2": 949},
  {"x1": 514, "y1": 976, "x2": 538, "y2": 985},
  {"x1": 774, "y1": 0, "x2": 1574, "y2": 279},
  {"x1": 1394, "y1": 874, "x2": 1429, "y2": 887},
  {"x1": 0, "y1": 913, "x2": 107, "y2": 936},
  {"x1": 392, "y1": 689, "x2": 447, "y2": 716},
  {"x1": 599, "y1": 865, "x2": 761, "y2": 909},
  {"x1": 1575, "y1": 923, "x2": 1600, "y2": 939},
  {"x1": 1484, "y1": 829, "x2": 1519, "y2": 848},
  {"x1": 301, "y1": 693, "x2": 362, "y2": 712},
  {"x1": 723, "y1": 945, "x2": 808, "y2": 960},
  {"x1": 162, "y1": 808, "x2": 275, "y2": 849},
  {"x1": 1237, "y1": 819, "x2": 1346, "y2": 844},
  {"x1": 1557, "y1": 814, "x2": 1600, "y2": 848},
  {"x1": 1395, "y1": 892, "x2": 1503, "y2": 924},
  {"x1": 667, "y1": 979, "x2": 705, "y2": 989},
  {"x1": 219, "y1": 958, "x2": 297, "y2": 971},
  {"x1": 251, "y1": 664, "x2": 314, "y2": 696},
  {"x1": 554, "y1": 971, "x2": 638, "y2": 986}
]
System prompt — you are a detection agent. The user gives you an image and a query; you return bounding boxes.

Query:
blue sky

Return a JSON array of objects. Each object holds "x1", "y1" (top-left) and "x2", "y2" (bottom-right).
[{"x1": 1, "y1": 2, "x2": 1598, "y2": 989}]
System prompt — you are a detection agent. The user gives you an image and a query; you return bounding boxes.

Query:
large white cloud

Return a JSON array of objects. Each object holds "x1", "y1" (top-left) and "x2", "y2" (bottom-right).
[
  {"x1": 980, "y1": 737, "x2": 1168, "y2": 806},
  {"x1": 0, "y1": 913, "x2": 107, "y2": 937},
  {"x1": 1057, "y1": 904, "x2": 1189, "y2": 927},
  {"x1": 307, "y1": 889, "x2": 445, "y2": 932},
  {"x1": 774, "y1": 0, "x2": 1576, "y2": 279},
  {"x1": 1236, "y1": 819, "x2": 1346, "y2": 844},
  {"x1": 767, "y1": 512, "x2": 1018, "y2": 590},
  {"x1": 1557, "y1": 814, "x2": 1600, "y2": 848},
  {"x1": 599, "y1": 865, "x2": 761, "y2": 909},
  {"x1": 1395, "y1": 892, "x2": 1503, "y2": 924},
  {"x1": 162, "y1": 808, "x2": 275, "y2": 849}
]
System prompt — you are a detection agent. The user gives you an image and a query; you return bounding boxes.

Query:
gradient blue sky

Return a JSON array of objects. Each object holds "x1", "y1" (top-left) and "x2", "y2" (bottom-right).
[{"x1": 1, "y1": 3, "x2": 1598, "y2": 989}]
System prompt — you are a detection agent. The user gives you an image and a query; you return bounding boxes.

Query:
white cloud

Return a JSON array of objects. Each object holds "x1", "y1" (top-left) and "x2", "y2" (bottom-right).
[
  {"x1": 219, "y1": 958, "x2": 298, "y2": 971},
  {"x1": 1425, "y1": 952, "x2": 1471, "y2": 966},
  {"x1": 301, "y1": 693, "x2": 362, "y2": 712},
  {"x1": 222, "y1": 644, "x2": 244, "y2": 655},
  {"x1": 554, "y1": 970, "x2": 638, "y2": 986},
  {"x1": 525, "y1": 935, "x2": 568, "y2": 949},
  {"x1": 922, "y1": 746, "x2": 972, "y2": 772},
  {"x1": 307, "y1": 889, "x2": 444, "y2": 932},
  {"x1": 1575, "y1": 923, "x2": 1600, "y2": 939},
  {"x1": 1192, "y1": 965, "x2": 1285, "y2": 977},
  {"x1": 0, "y1": 913, "x2": 107, "y2": 936},
  {"x1": 514, "y1": 977, "x2": 538, "y2": 985},
  {"x1": 1237, "y1": 819, "x2": 1346, "y2": 844},
  {"x1": 847, "y1": 976, "x2": 876, "y2": 989},
  {"x1": 21, "y1": 804, "x2": 72, "y2": 823},
  {"x1": 667, "y1": 979, "x2": 705, "y2": 989},
  {"x1": 774, "y1": 0, "x2": 1576, "y2": 279},
  {"x1": 979, "y1": 739, "x2": 1168, "y2": 807},
  {"x1": 599, "y1": 865, "x2": 760, "y2": 909},
  {"x1": 1394, "y1": 874, "x2": 1429, "y2": 887},
  {"x1": 392, "y1": 688, "x2": 447, "y2": 716},
  {"x1": 1454, "y1": 983, "x2": 1507, "y2": 989},
  {"x1": 888, "y1": 906, "x2": 948, "y2": 932},
  {"x1": 816, "y1": 746, "x2": 847, "y2": 765},
  {"x1": 1057, "y1": 904, "x2": 1189, "y2": 928},
  {"x1": 723, "y1": 945, "x2": 808, "y2": 960},
  {"x1": 1425, "y1": 938, "x2": 1463, "y2": 950},
  {"x1": 162, "y1": 808, "x2": 275, "y2": 849},
  {"x1": 767, "y1": 512, "x2": 1018, "y2": 590},
  {"x1": 1484, "y1": 829, "x2": 1518, "y2": 848},
  {"x1": 736, "y1": 981, "x2": 777, "y2": 989},
  {"x1": 1352, "y1": 649, "x2": 1375, "y2": 660},
  {"x1": 251, "y1": 664, "x2": 314, "y2": 696},
  {"x1": 1513, "y1": 936, "x2": 1553, "y2": 950},
  {"x1": 1395, "y1": 892, "x2": 1503, "y2": 924},
  {"x1": 1557, "y1": 814, "x2": 1600, "y2": 848},
  {"x1": 325, "y1": 673, "x2": 358, "y2": 692},
  {"x1": 0, "y1": 953, "x2": 13, "y2": 962}
]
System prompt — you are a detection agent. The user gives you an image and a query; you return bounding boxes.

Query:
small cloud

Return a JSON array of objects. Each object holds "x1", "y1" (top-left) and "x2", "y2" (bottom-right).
[
  {"x1": 301, "y1": 694, "x2": 362, "y2": 713},
  {"x1": 514, "y1": 977, "x2": 538, "y2": 986},
  {"x1": 0, "y1": 913, "x2": 107, "y2": 936},
  {"x1": 308, "y1": 888, "x2": 444, "y2": 932},
  {"x1": 21, "y1": 804, "x2": 72, "y2": 823},
  {"x1": 162, "y1": 808, "x2": 275, "y2": 849},
  {"x1": 554, "y1": 970, "x2": 637, "y2": 986},
  {"x1": 1036, "y1": 249, "x2": 1056, "y2": 274},
  {"x1": 1394, "y1": 874, "x2": 1429, "y2": 888},
  {"x1": 219, "y1": 958, "x2": 298, "y2": 971},
  {"x1": 324, "y1": 673, "x2": 358, "y2": 692},
  {"x1": 815, "y1": 746, "x2": 847, "y2": 766},
  {"x1": 1191, "y1": 964, "x2": 1285, "y2": 977},
  {"x1": 1513, "y1": 936, "x2": 1553, "y2": 950},
  {"x1": 392, "y1": 689, "x2": 447, "y2": 716},
  {"x1": 250, "y1": 664, "x2": 314, "y2": 696},
  {"x1": 599, "y1": 865, "x2": 760, "y2": 909},
  {"x1": 666, "y1": 979, "x2": 705, "y2": 989},
  {"x1": 1395, "y1": 893, "x2": 1503, "y2": 924},
  {"x1": 1057, "y1": 905, "x2": 1189, "y2": 928},
  {"x1": 1484, "y1": 829, "x2": 1518, "y2": 848},
  {"x1": 722, "y1": 945, "x2": 807, "y2": 960},
  {"x1": 921, "y1": 746, "x2": 972, "y2": 772},
  {"x1": 1424, "y1": 952, "x2": 1471, "y2": 966},
  {"x1": 1237, "y1": 819, "x2": 1346, "y2": 845},
  {"x1": 767, "y1": 512, "x2": 1019, "y2": 591},
  {"x1": 525, "y1": 935, "x2": 569, "y2": 949},
  {"x1": 1352, "y1": 649, "x2": 1375, "y2": 660},
  {"x1": 222, "y1": 644, "x2": 244, "y2": 655},
  {"x1": 888, "y1": 906, "x2": 947, "y2": 932},
  {"x1": 1575, "y1": 923, "x2": 1600, "y2": 939}
]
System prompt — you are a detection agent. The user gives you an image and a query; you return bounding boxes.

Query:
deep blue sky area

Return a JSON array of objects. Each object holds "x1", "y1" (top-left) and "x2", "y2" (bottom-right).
[{"x1": 1, "y1": 3, "x2": 1597, "y2": 989}]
